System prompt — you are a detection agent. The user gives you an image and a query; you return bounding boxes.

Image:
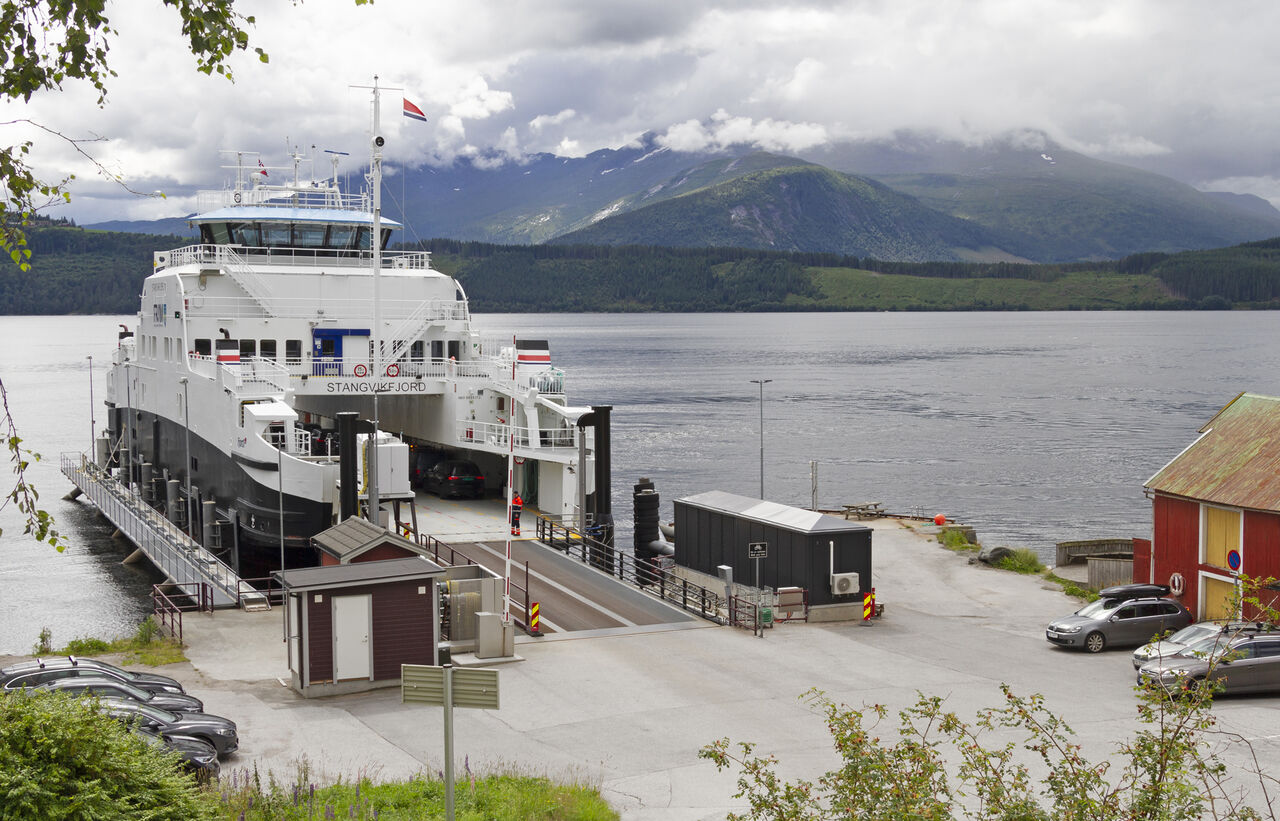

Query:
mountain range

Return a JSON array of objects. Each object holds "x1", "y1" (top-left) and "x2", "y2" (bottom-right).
[{"x1": 87, "y1": 132, "x2": 1280, "y2": 264}]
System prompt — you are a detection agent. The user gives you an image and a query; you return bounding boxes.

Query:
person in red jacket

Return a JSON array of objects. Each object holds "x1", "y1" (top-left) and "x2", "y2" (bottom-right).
[{"x1": 510, "y1": 492, "x2": 523, "y2": 536}]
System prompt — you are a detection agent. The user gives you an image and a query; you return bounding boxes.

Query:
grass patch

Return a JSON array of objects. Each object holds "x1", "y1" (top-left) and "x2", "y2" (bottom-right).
[
  {"x1": 213, "y1": 762, "x2": 618, "y2": 820},
  {"x1": 938, "y1": 528, "x2": 978, "y2": 552},
  {"x1": 995, "y1": 547, "x2": 1046, "y2": 575},
  {"x1": 1044, "y1": 572, "x2": 1099, "y2": 602},
  {"x1": 42, "y1": 617, "x2": 188, "y2": 666}
]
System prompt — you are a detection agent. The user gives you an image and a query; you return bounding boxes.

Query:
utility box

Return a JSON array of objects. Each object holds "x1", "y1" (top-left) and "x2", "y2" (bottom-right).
[{"x1": 673, "y1": 491, "x2": 872, "y2": 610}]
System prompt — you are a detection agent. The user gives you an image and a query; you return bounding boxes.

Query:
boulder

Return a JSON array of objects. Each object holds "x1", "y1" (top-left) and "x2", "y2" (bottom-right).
[{"x1": 978, "y1": 544, "x2": 1016, "y2": 565}]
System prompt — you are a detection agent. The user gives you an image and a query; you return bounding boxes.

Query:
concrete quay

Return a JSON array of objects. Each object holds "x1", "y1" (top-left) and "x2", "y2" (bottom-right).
[{"x1": 11, "y1": 519, "x2": 1280, "y2": 819}]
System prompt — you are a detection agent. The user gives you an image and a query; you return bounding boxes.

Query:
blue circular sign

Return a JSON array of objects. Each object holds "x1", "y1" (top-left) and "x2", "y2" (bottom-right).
[{"x1": 1227, "y1": 549, "x2": 1242, "y2": 571}]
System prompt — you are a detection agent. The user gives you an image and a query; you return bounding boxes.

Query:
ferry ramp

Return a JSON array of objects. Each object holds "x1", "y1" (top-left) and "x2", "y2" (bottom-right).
[{"x1": 407, "y1": 492, "x2": 700, "y2": 634}]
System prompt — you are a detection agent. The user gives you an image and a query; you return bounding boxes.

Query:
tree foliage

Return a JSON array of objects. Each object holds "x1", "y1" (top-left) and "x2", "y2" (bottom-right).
[{"x1": 0, "y1": 690, "x2": 212, "y2": 820}]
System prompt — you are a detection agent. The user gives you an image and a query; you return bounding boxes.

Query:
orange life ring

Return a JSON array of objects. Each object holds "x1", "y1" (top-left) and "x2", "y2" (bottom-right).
[
  {"x1": 386, "y1": 363, "x2": 399, "y2": 377},
  {"x1": 353, "y1": 363, "x2": 368, "y2": 377}
]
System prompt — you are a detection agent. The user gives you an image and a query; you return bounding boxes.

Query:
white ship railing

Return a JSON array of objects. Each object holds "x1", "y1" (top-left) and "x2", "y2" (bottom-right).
[
  {"x1": 187, "y1": 355, "x2": 291, "y2": 394},
  {"x1": 292, "y1": 356, "x2": 506, "y2": 382},
  {"x1": 158, "y1": 244, "x2": 432, "y2": 272},
  {"x1": 196, "y1": 187, "x2": 370, "y2": 212},
  {"x1": 182, "y1": 296, "x2": 468, "y2": 322},
  {"x1": 456, "y1": 420, "x2": 578, "y2": 451}
]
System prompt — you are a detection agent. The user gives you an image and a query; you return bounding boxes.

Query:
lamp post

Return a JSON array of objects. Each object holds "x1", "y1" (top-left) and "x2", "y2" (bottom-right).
[
  {"x1": 86, "y1": 356, "x2": 94, "y2": 457},
  {"x1": 179, "y1": 377, "x2": 192, "y2": 535},
  {"x1": 750, "y1": 379, "x2": 771, "y2": 499}
]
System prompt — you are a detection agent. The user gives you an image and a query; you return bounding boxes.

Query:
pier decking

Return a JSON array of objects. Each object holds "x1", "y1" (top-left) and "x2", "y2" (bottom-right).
[{"x1": 60, "y1": 454, "x2": 242, "y2": 607}]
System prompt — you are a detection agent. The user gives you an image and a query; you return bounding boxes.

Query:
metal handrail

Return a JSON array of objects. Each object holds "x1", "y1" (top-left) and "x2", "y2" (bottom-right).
[{"x1": 533, "y1": 513, "x2": 743, "y2": 627}]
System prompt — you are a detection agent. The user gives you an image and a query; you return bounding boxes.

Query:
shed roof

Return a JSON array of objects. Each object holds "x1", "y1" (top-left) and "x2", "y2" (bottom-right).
[
  {"x1": 312, "y1": 516, "x2": 424, "y2": 561},
  {"x1": 274, "y1": 556, "x2": 445, "y2": 592},
  {"x1": 1145, "y1": 393, "x2": 1280, "y2": 512},
  {"x1": 677, "y1": 491, "x2": 870, "y2": 535}
]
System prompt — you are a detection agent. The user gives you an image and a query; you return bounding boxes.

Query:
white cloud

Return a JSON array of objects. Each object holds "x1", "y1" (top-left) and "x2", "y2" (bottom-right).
[
  {"x1": 529, "y1": 109, "x2": 577, "y2": 132},
  {"x1": 657, "y1": 110, "x2": 827, "y2": 154}
]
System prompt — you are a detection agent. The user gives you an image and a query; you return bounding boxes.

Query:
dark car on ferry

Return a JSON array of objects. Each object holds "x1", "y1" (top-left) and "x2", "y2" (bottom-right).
[
  {"x1": 0, "y1": 657, "x2": 186, "y2": 695},
  {"x1": 100, "y1": 699, "x2": 238, "y2": 757},
  {"x1": 1046, "y1": 584, "x2": 1192, "y2": 653},
  {"x1": 37, "y1": 676, "x2": 205, "y2": 713},
  {"x1": 424, "y1": 459, "x2": 485, "y2": 499}
]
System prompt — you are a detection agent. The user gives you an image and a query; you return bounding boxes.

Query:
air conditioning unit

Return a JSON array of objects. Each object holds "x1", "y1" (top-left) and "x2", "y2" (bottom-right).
[{"x1": 830, "y1": 571, "x2": 860, "y2": 596}]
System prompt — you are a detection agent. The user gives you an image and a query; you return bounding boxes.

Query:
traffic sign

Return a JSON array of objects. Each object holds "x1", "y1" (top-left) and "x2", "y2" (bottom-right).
[
  {"x1": 748, "y1": 541, "x2": 767, "y2": 559},
  {"x1": 1227, "y1": 549, "x2": 1242, "y2": 572}
]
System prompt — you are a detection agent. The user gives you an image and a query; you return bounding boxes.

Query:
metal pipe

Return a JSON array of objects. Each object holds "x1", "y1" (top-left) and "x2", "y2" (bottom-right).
[{"x1": 179, "y1": 377, "x2": 192, "y2": 535}]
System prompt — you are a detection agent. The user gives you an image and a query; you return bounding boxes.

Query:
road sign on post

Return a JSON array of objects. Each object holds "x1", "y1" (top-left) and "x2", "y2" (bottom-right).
[
  {"x1": 748, "y1": 541, "x2": 767, "y2": 559},
  {"x1": 403, "y1": 664, "x2": 500, "y2": 820}
]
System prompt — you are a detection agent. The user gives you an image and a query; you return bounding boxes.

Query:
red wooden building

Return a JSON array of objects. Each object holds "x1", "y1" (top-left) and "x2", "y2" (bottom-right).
[{"x1": 1139, "y1": 393, "x2": 1280, "y2": 620}]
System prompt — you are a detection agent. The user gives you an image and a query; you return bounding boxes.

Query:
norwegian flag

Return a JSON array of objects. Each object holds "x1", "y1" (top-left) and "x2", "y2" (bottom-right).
[
  {"x1": 403, "y1": 98, "x2": 427, "y2": 122},
  {"x1": 257, "y1": 159, "x2": 268, "y2": 177}
]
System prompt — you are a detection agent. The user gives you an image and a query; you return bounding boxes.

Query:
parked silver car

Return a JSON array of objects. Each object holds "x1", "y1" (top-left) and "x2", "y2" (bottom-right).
[
  {"x1": 1132, "y1": 620, "x2": 1277, "y2": 669},
  {"x1": 1046, "y1": 596, "x2": 1194, "y2": 653},
  {"x1": 1138, "y1": 631, "x2": 1280, "y2": 696}
]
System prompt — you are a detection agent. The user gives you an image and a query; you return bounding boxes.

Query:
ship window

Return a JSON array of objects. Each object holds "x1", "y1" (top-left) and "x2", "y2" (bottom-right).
[
  {"x1": 228, "y1": 222, "x2": 259, "y2": 246},
  {"x1": 327, "y1": 225, "x2": 357, "y2": 249},
  {"x1": 201, "y1": 223, "x2": 232, "y2": 244},
  {"x1": 239, "y1": 339, "x2": 256, "y2": 358},
  {"x1": 260, "y1": 339, "x2": 277, "y2": 360},
  {"x1": 411, "y1": 341, "x2": 424, "y2": 362},
  {"x1": 431, "y1": 340, "x2": 444, "y2": 360},
  {"x1": 320, "y1": 338, "x2": 336, "y2": 357},
  {"x1": 194, "y1": 338, "x2": 212, "y2": 357},
  {"x1": 262, "y1": 223, "x2": 291, "y2": 246},
  {"x1": 293, "y1": 223, "x2": 327, "y2": 248},
  {"x1": 380, "y1": 228, "x2": 393, "y2": 250},
  {"x1": 285, "y1": 339, "x2": 302, "y2": 363},
  {"x1": 355, "y1": 226, "x2": 371, "y2": 250}
]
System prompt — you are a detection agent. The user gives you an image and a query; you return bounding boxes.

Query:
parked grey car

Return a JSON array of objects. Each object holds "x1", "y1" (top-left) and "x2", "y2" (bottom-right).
[
  {"x1": 134, "y1": 727, "x2": 220, "y2": 781},
  {"x1": 0, "y1": 656, "x2": 185, "y2": 695},
  {"x1": 1138, "y1": 631, "x2": 1280, "y2": 696},
  {"x1": 38, "y1": 675, "x2": 205, "y2": 712},
  {"x1": 100, "y1": 699, "x2": 238, "y2": 757},
  {"x1": 1046, "y1": 596, "x2": 1194, "y2": 653},
  {"x1": 1132, "y1": 620, "x2": 1277, "y2": 669}
]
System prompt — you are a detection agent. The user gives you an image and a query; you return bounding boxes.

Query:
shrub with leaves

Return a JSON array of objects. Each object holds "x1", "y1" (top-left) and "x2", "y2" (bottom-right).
[{"x1": 0, "y1": 689, "x2": 212, "y2": 820}]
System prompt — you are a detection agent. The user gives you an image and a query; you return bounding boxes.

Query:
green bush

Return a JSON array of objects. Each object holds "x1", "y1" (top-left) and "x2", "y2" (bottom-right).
[
  {"x1": 61, "y1": 637, "x2": 112, "y2": 655},
  {"x1": 996, "y1": 547, "x2": 1046, "y2": 575},
  {"x1": 0, "y1": 690, "x2": 211, "y2": 820},
  {"x1": 939, "y1": 528, "x2": 975, "y2": 551}
]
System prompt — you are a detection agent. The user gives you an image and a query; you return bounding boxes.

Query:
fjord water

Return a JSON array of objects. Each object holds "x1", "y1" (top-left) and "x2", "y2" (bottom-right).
[{"x1": 2, "y1": 312, "x2": 1276, "y2": 652}]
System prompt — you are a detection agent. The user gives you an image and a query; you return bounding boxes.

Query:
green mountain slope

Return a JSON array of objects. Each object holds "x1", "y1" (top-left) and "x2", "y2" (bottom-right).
[{"x1": 550, "y1": 163, "x2": 1004, "y2": 261}]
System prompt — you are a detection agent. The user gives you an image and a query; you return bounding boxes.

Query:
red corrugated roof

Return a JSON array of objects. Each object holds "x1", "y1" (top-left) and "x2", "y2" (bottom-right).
[{"x1": 1145, "y1": 393, "x2": 1280, "y2": 511}]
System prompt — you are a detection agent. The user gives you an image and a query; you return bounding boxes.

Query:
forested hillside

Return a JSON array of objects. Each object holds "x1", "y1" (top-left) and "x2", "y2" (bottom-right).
[{"x1": 4, "y1": 227, "x2": 1280, "y2": 315}]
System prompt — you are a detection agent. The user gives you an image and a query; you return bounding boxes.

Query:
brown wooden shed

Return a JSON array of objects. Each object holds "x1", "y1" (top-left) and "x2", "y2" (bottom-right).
[
  {"x1": 274, "y1": 556, "x2": 446, "y2": 697},
  {"x1": 313, "y1": 516, "x2": 430, "y2": 565}
]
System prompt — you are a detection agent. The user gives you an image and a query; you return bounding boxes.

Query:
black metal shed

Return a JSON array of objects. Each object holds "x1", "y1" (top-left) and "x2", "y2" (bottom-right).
[{"x1": 673, "y1": 491, "x2": 872, "y2": 608}]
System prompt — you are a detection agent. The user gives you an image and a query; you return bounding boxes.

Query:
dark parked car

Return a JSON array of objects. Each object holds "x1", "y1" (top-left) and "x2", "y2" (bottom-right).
[
  {"x1": 38, "y1": 675, "x2": 204, "y2": 712},
  {"x1": 1046, "y1": 596, "x2": 1194, "y2": 653},
  {"x1": 1138, "y1": 630, "x2": 1280, "y2": 696},
  {"x1": 134, "y1": 727, "x2": 220, "y2": 781},
  {"x1": 0, "y1": 656, "x2": 186, "y2": 695},
  {"x1": 100, "y1": 699, "x2": 238, "y2": 757},
  {"x1": 425, "y1": 459, "x2": 485, "y2": 498}
]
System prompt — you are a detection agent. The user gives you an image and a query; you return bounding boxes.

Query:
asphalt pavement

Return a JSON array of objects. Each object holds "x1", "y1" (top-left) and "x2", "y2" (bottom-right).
[{"x1": 9, "y1": 518, "x2": 1279, "y2": 818}]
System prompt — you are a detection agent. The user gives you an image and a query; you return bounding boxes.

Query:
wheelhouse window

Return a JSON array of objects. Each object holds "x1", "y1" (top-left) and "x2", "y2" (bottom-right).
[{"x1": 293, "y1": 224, "x2": 327, "y2": 248}]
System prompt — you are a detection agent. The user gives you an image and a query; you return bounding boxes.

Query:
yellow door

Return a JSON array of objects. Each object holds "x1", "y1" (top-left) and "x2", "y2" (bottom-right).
[
  {"x1": 1203, "y1": 507, "x2": 1240, "y2": 569},
  {"x1": 1202, "y1": 576, "x2": 1237, "y2": 620}
]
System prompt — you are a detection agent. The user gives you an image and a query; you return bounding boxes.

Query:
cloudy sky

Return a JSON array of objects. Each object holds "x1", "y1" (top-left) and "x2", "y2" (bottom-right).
[{"x1": 5, "y1": 0, "x2": 1279, "y2": 224}]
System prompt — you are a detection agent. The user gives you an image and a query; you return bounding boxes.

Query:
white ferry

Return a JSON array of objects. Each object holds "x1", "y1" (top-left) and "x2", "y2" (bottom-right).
[{"x1": 103, "y1": 84, "x2": 608, "y2": 579}]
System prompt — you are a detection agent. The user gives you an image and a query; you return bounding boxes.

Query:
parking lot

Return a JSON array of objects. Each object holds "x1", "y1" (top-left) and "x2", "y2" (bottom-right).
[{"x1": 8, "y1": 519, "x2": 1279, "y2": 818}]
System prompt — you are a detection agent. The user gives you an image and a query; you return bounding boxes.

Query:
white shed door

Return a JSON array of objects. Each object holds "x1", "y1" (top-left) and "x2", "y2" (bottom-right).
[{"x1": 333, "y1": 594, "x2": 372, "y2": 681}]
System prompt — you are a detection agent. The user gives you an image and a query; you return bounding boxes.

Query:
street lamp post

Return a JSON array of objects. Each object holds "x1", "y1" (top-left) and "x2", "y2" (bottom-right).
[
  {"x1": 179, "y1": 377, "x2": 192, "y2": 535},
  {"x1": 86, "y1": 356, "x2": 95, "y2": 457},
  {"x1": 750, "y1": 379, "x2": 771, "y2": 499}
]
